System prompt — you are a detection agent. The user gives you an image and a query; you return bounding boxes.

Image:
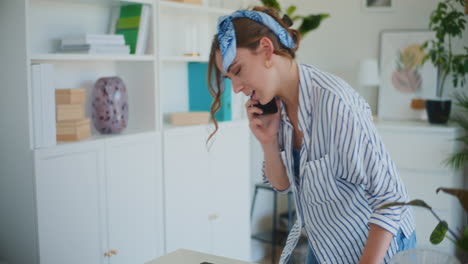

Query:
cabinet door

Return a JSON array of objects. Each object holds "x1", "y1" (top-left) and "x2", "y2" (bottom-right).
[
  {"x1": 164, "y1": 128, "x2": 211, "y2": 254},
  {"x1": 209, "y1": 122, "x2": 251, "y2": 260},
  {"x1": 35, "y1": 142, "x2": 107, "y2": 264},
  {"x1": 105, "y1": 133, "x2": 163, "y2": 264}
]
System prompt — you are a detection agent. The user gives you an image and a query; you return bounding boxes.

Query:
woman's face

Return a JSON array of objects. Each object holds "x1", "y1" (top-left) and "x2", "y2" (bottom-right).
[{"x1": 215, "y1": 44, "x2": 277, "y2": 105}]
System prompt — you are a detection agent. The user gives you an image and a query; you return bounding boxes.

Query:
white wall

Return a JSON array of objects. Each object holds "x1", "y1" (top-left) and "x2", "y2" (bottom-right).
[
  {"x1": 0, "y1": 1, "x2": 39, "y2": 264},
  {"x1": 248, "y1": 0, "x2": 468, "y2": 261}
]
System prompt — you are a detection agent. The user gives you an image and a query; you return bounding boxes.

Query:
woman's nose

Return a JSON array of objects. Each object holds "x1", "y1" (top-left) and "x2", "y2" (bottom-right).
[{"x1": 231, "y1": 78, "x2": 244, "y2": 94}]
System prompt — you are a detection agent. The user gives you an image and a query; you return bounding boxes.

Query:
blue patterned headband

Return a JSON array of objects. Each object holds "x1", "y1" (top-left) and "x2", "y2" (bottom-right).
[{"x1": 217, "y1": 10, "x2": 296, "y2": 73}]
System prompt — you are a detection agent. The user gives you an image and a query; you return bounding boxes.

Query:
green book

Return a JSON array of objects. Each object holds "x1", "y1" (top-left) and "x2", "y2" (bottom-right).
[
  {"x1": 116, "y1": 16, "x2": 140, "y2": 29},
  {"x1": 119, "y1": 4, "x2": 142, "y2": 18},
  {"x1": 115, "y1": 28, "x2": 138, "y2": 54},
  {"x1": 115, "y1": 4, "x2": 142, "y2": 54}
]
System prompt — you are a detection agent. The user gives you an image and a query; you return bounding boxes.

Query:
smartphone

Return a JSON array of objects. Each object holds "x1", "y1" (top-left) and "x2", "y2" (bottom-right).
[{"x1": 252, "y1": 97, "x2": 278, "y2": 115}]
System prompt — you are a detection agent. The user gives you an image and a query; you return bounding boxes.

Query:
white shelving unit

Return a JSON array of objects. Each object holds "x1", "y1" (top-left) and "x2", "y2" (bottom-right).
[
  {"x1": 30, "y1": 54, "x2": 156, "y2": 62},
  {"x1": 1, "y1": 0, "x2": 254, "y2": 264}
]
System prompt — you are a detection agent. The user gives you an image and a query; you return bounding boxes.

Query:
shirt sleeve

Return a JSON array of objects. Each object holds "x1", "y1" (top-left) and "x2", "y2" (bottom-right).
[
  {"x1": 262, "y1": 158, "x2": 291, "y2": 194},
  {"x1": 330, "y1": 98, "x2": 409, "y2": 236},
  {"x1": 262, "y1": 121, "x2": 291, "y2": 194}
]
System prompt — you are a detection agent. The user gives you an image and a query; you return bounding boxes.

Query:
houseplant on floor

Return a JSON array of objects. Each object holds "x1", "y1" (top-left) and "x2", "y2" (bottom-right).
[
  {"x1": 421, "y1": 0, "x2": 468, "y2": 124},
  {"x1": 381, "y1": 188, "x2": 468, "y2": 263}
]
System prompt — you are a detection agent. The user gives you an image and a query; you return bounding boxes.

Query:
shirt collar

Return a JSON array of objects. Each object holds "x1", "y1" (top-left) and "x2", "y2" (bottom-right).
[{"x1": 280, "y1": 63, "x2": 311, "y2": 134}]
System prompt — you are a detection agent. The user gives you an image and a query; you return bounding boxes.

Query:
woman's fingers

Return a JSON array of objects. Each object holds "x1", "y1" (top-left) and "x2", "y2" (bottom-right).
[
  {"x1": 247, "y1": 106, "x2": 263, "y2": 117},
  {"x1": 245, "y1": 99, "x2": 262, "y2": 121}
]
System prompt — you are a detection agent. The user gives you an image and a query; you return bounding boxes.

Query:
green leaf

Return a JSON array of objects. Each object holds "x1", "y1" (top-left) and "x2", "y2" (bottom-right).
[
  {"x1": 378, "y1": 199, "x2": 432, "y2": 210},
  {"x1": 430, "y1": 221, "x2": 448, "y2": 245},
  {"x1": 298, "y1": 14, "x2": 329, "y2": 36},
  {"x1": 286, "y1": 5, "x2": 296, "y2": 17},
  {"x1": 291, "y1": 15, "x2": 302, "y2": 22},
  {"x1": 456, "y1": 227, "x2": 468, "y2": 251},
  {"x1": 436, "y1": 188, "x2": 468, "y2": 212},
  {"x1": 260, "y1": 0, "x2": 280, "y2": 10}
]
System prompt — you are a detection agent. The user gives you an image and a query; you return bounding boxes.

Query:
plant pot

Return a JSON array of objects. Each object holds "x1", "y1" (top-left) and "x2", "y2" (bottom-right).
[{"x1": 425, "y1": 98, "x2": 451, "y2": 124}]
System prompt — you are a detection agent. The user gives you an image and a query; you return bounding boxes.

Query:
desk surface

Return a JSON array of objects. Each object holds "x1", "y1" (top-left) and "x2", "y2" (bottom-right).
[{"x1": 146, "y1": 249, "x2": 256, "y2": 264}]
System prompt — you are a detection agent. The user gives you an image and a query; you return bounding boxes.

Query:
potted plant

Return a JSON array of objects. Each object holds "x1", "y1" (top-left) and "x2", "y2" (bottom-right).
[
  {"x1": 259, "y1": 0, "x2": 329, "y2": 36},
  {"x1": 381, "y1": 188, "x2": 468, "y2": 261},
  {"x1": 446, "y1": 91, "x2": 468, "y2": 169},
  {"x1": 421, "y1": 0, "x2": 468, "y2": 124}
]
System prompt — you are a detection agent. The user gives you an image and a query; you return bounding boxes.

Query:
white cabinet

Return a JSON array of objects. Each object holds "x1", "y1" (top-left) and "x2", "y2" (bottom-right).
[
  {"x1": 164, "y1": 121, "x2": 251, "y2": 261},
  {"x1": 105, "y1": 133, "x2": 164, "y2": 264},
  {"x1": 376, "y1": 121, "x2": 464, "y2": 254},
  {"x1": 35, "y1": 142, "x2": 107, "y2": 264},
  {"x1": 34, "y1": 132, "x2": 163, "y2": 264}
]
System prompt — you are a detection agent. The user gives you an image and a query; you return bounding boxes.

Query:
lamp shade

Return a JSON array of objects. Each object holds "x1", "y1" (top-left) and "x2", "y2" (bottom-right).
[{"x1": 359, "y1": 59, "x2": 379, "y2": 86}]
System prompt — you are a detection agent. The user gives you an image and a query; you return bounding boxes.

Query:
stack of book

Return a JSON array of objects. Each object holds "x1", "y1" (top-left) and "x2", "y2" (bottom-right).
[
  {"x1": 58, "y1": 34, "x2": 130, "y2": 54},
  {"x1": 55, "y1": 88, "x2": 91, "y2": 142},
  {"x1": 113, "y1": 4, "x2": 151, "y2": 54}
]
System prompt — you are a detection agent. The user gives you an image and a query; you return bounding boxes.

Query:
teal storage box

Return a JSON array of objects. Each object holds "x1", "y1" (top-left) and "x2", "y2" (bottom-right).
[{"x1": 188, "y1": 62, "x2": 231, "y2": 121}]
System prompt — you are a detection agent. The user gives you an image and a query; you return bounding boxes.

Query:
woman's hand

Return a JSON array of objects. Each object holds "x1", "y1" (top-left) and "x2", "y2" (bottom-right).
[{"x1": 245, "y1": 97, "x2": 281, "y2": 146}]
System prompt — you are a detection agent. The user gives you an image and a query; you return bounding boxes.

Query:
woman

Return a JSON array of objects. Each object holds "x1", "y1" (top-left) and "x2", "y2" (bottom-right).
[{"x1": 207, "y1": 7, "x2": 416, "y2": 264}]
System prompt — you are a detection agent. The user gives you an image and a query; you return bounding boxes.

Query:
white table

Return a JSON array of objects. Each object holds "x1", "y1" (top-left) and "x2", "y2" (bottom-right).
[{"x1": 146, "y1": 249, "x2": 256, "y2": 264}]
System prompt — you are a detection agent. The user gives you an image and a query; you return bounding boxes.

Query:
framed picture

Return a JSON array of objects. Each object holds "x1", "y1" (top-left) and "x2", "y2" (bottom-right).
[
  {"x1": 362, "y1": 0, "x2": 395, "y2": 12},
  {"x1": 377, "y1": 30, "x2": 437, "y2": 121}
]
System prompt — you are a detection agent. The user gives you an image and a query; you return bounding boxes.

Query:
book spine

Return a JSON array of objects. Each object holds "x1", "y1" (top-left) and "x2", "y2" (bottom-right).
[
  {"x1": 135, "y1": 5, "x2": 150, "y2": 55},
  {"x1": 31, "y1": 64, "x2": 43, "y2": 149},
  {"x1": 41, "y1": 64, "x2": 56, "y2": 147}
]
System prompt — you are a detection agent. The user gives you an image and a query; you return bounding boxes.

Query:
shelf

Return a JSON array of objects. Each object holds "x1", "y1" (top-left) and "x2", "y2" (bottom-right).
[
  {"x1": 161, "y1": 56, "x2": 209, "y2": 63},
  {"x1": 53, "y1": 128, "x2": 157, "y2": 148},
  {"x1": 30, "y1": 54, "x2": 156, "y2": 62},
  {"x1": 163, "y1": 120, "x2": 248, "y2": 135},
  {"x1": 31, "y1": 0, "x2": 154, "y2": 6},
  {"x1": 159, "y1": 0, "x2": 234, "y2": 15}
]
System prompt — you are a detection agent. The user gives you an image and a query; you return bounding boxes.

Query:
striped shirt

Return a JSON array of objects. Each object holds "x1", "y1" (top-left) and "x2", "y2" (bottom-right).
[{"x1": 262, "y1": 63, "x2": 415, "y2": 264}]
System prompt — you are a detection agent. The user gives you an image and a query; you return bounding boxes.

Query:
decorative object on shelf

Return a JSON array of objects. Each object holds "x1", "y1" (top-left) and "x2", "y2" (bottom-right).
[
  {"x1": 361, "y1": 0, "x2": 395, "y2": 12},
  {"x1": 188, "y1": 62, "x2": 232, "y2": 121},
  {"x1": 114, "y1": 4, "x2": 151, "y2": 54},
  {"x1": 358, "y1": 58, "x2": 380, "y2": 115},
  {"x1": 378, "y1": 30, "x2": 437, "y2": 121},
  {"x1": 259, "y1": 0, "x2": 329, "y2": 37},
  {"x1": 55, "y1": 88, "x2": 91, "y2": 142},
  {"x1": 445, "y1": 91, "x2": 468, "y2": 169},
  {"x1": 31, "y1": 63, "x2": 57, "y2": 148},
  {"x1": 421, "y1": 0, "x2": 467, "y2": 124},
  {"x1": 92, "y1": 76, "x2": 129, "y2": 134},
  {"x1": 381, "y1": 188, "x2": 468, "y2": 262},
  {"x1": 168, "y1": 112, "x2": 210, "y2": 126}
]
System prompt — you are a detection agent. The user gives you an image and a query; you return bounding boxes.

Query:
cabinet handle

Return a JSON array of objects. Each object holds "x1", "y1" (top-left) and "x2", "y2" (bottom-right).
[
  {"x1": 208, "y1": 214, "x2": 219, "y2": 220},
  {"x1": 110, "y1": 249, "x2": 118, "y2": 255}
]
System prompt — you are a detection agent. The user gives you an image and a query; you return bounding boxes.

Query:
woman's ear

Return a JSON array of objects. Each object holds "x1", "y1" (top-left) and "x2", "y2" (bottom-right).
[{"x1": 257, "y1": 36, "x2": 274, "y2": 60}]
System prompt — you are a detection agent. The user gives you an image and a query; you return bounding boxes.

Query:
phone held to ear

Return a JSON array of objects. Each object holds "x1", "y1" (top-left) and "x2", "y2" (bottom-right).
[{"x1": 252, "y1": 97, "x2": 278, "y2": 115}]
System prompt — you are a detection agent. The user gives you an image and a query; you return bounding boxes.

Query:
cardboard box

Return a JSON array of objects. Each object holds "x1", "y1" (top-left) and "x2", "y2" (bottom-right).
[
  {"x1": 167, "y1": 0, "x2": 202, "y2": 5},
  {"x1": 55, "y1": 88, "x2": 86, "y2": 104},
  {"x1": 169, "y1": 112, "x2": 210, "y2": 126},
  {"x1": 56, "y1": 104, "x2": 85, "y2": 121},
  {"x1": 56, "y1": 118, "x2": 91, "y2": 142}
]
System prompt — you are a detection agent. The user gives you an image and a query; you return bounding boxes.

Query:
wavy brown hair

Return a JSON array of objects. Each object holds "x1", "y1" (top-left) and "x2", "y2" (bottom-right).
[{"x1": 207, "y1": 6, "x2": 301, "y2": 142}]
